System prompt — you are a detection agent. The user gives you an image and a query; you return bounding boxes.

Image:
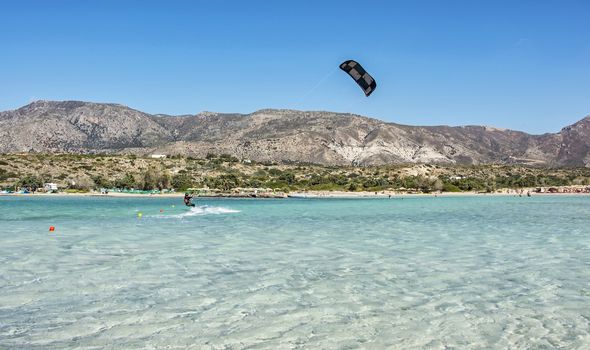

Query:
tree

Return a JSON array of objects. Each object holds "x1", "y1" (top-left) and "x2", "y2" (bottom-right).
[
  {"x1": 92, "y1": 175, "x2": 111, "y2": 188},
  {"x1": 214, "y1": 174, "x2": 240, "y2": 191},
  {"x1": 159, "y1": 171, "x2": 172, "y2": 190},
  {"x1": 141, "y1": 167, "x2": 171, "y2": 190},
  {"x1": 142, "y1": 167, "x2": 159, "y2": 190},
  {"x1": 433, "y1": 179, "x2": 444, "y2": 192},
  {"x1": 17, "y1": 175, "x2": 43, "y2": 191},
  {"x1": 172, "y1": 173, "x2": 193, "y2": 191},
  {"x1": 279, "y1": 172, "x2": 296, "y2": 185},
  {"x1": 69, "y1": 175, "x2": 95, "y2": 190},
  {"x1": 114, "y1": 173, "x2": 137, "y2": 189}
]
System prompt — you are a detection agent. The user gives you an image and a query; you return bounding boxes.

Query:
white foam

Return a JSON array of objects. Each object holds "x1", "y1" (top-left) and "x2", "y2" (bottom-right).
[{"x1": 165, "y1": 205, "x2": 240, "y2": 218}]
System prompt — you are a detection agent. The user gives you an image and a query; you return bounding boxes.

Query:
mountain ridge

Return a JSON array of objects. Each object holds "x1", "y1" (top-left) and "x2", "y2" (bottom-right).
[{"x1": 1, "y1": 100, "x2": 589, "y2": 167}]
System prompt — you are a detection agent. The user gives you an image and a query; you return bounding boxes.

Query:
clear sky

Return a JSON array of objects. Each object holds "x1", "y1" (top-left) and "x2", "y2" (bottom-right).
[{"x1": 1, "y1": 0, "x2": 589, "y2": 133}]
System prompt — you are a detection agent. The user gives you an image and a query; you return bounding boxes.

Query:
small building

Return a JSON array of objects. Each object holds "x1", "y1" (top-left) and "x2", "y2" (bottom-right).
[
  {"x1": 150, "y1": 154, "x2": 167, "y2": 159},
  {"x1": 44, "y1": 183, "x2": 58, "y2": 193}
]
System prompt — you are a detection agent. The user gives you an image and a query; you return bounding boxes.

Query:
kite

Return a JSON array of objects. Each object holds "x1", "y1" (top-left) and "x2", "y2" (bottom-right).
[{"x1": 339, "y1": 60, "x2": 376, "y2": 97}]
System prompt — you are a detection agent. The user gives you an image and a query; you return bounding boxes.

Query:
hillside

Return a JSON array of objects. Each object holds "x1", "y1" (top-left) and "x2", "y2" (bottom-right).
[
  {"x1": 2, "y1": 154, "x2": 590, "y2": 194},
  {"x1": 1, "y1": 100, "x2": 589, "y2": 166}
]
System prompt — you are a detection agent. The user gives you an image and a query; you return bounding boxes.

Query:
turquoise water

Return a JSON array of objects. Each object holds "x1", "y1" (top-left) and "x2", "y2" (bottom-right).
[{"x1": 1, "y1": 195, "x2": 590, "y2": 349}]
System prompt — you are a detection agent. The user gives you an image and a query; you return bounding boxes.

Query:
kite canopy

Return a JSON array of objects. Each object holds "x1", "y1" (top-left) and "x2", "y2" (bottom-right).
[{"x1": 339, "y1": 60, "x2": 376, "y2": 97}]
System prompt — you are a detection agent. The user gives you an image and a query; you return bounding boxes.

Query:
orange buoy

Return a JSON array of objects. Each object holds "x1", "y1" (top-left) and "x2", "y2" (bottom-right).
[{"x1": 49, "y1": 226, "x2": 55, "y2": 232}]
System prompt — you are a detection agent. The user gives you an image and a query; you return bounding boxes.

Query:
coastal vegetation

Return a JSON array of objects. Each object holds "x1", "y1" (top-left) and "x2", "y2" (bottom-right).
[{"x1": 1, "y1": 153, "x2": 590, "y2": 193}]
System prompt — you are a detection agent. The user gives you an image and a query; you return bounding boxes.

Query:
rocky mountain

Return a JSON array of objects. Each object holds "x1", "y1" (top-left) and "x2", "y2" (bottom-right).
[{"x1": 1, "y1": 100, "x2": 588, "y2": 166}]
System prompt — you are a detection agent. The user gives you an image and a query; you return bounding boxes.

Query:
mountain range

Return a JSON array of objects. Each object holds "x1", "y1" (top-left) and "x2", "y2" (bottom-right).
[{"x1": 1, "y1": 100, "x2": 589, "y2": 166}]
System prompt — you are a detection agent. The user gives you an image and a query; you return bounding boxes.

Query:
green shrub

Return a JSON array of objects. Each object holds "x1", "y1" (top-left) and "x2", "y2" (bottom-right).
[
  {"x1": 442, "y1": 183, "x2": 461, "y2": 192},
  {"x1": 65, "y1": 189, "x2": 89, "y2": 193},
  {"x1": 16, "y1": 175, "x2": 44, "y2": 191},
  {"x1": 172, "y1": 173, "x2": 193, "y2": 191}
]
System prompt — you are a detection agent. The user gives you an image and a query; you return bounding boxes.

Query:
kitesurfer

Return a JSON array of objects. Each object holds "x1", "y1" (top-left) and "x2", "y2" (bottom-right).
[{"x1": 184, "y1": 192, "x2": 195, "y2": 207}]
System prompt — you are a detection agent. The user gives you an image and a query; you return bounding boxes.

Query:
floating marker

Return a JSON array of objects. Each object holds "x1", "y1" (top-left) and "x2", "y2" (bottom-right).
[
  {"x1": 160, "y1": 209, "x2": 164, "y2": 213},
  {"x1": 49, "y1": 226, "x2": 55, "y2": 232},
  {"x1": 137, "y1": 212, "x2": 143, "y2": 218}
]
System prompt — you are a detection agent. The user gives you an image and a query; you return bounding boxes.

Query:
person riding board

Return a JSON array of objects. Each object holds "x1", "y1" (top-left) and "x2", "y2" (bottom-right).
[{"x1": 183, "y1": 192, "x2": 195, "y2": 207}]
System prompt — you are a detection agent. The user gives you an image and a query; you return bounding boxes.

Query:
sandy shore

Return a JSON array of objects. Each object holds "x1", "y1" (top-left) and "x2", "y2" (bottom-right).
[
  {"x1": 287, "y1": 191, "x2": 590, "y2": 198},
  {"x1": 2, "y1": 189, "x2": 590, "y2": 198},
  {"x1": 0, "y1": 191, "x2": 184, "y2": 198}
]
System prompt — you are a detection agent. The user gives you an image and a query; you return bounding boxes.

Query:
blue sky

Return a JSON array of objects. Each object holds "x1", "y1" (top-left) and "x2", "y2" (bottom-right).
[{"x1": 1, "y1": 0, "x2": 589, "y2": 133}]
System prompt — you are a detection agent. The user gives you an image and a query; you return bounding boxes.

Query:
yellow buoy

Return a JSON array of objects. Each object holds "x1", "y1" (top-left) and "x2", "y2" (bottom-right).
[{"x1": 137, "y1": 212, "x2": 143, "y2": 218}]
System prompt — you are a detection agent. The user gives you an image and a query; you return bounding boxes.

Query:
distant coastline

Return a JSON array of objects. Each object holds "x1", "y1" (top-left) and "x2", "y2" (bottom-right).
[
  {"x1": 3, "y1": 186, "x2": 590, "y2": 199},
  {"x1": 2, "y1": 154, "x2": 590, "y2": 198}
]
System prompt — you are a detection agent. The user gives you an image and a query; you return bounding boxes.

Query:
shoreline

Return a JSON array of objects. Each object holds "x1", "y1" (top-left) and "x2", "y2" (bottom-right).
[{"x1": 2, "y1": 189, "x2": 590, "y2": 199}]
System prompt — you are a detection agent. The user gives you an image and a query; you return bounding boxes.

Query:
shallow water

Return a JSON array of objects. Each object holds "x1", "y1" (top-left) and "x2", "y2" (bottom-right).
[{"x1": 1, "y1": 195, "x2": 589, "y2": 349}]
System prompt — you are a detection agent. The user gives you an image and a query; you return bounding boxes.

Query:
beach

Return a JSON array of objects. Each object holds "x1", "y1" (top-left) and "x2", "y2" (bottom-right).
[
  {"x1": 3, "y1": 186, "x2": 590, "y2": 199},
  {"x1": 1, "y1": 195, "x2": 590, "y2": 348}
]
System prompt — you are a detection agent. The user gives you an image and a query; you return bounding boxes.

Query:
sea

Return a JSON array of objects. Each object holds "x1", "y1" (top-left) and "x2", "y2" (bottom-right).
[{"x1": 1, "y1": 195, "x2": 589, "y2": 349}]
